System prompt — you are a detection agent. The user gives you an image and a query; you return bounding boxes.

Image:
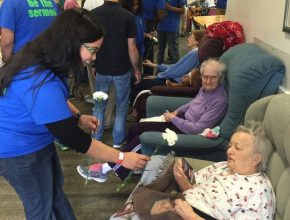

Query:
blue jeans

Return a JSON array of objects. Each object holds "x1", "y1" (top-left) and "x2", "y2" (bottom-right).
[
  {"x1": 0, "y1": 144, "x2": 76, "y2": 220},
  {"x1": 93, "y1": 71, "x2": 131, "y2": 145}
]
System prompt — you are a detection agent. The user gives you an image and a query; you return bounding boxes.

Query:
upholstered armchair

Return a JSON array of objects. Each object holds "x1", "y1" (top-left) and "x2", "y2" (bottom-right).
[{"x1": 139, "y1": 43, "x2": 285, "y2": 161}]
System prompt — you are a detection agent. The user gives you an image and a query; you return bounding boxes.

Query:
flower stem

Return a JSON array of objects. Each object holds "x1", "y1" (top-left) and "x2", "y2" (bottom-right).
[
  {"x1": 84, "y1": 157, "x2": 91, "y2": 185},
  {"x1": 116, "y1": 140, "x2": 166, "y2": 192},
  {"x1": 116, "y1": 171, "x2": 134, "y2": 192}
]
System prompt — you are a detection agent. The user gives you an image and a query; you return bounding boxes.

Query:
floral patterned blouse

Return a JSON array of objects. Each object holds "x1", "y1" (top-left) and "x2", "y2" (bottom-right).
[{"x1": 183, "y1": 162, "x2": 275, "y2": 220}]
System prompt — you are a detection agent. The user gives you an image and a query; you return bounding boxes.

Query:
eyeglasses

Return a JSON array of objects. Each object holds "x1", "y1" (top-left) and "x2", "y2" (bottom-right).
[
  {"x1": 82, "y1": 43, "x2": 99, "y2": 55},
  {"x1": 200, "y1": 74, "x2": 218, "y2": 81}
]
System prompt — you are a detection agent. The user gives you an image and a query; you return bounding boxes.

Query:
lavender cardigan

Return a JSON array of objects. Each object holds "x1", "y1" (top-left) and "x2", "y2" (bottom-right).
[{"x1": 172, "y1": 85, "x2": 227, "y2": 134}]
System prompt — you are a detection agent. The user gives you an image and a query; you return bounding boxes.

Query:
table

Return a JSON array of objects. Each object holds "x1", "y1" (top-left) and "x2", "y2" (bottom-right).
[{"x1": 193, "y1": 15, "x2": 225, "y2": 28}]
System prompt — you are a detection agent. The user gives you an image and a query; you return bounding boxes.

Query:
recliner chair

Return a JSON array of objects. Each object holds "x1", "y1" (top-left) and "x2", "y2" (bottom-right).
[{"x1": 139, "y1": 43, "x2": 285, "y2": 161}]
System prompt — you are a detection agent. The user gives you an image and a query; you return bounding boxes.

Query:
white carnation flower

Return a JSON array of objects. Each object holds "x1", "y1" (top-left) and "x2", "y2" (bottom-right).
[
  {"x1": 162, "y1": 128, "x2": 178, "y2": 146},
  {"x1": 93, "y1": 91, "x2": 108, "y2": 101}
]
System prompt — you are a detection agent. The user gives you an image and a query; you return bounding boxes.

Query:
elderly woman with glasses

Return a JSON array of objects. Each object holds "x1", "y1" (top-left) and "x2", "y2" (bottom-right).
[{"x1": 77, "y1": 58, "x2": 227, "y2": 183}]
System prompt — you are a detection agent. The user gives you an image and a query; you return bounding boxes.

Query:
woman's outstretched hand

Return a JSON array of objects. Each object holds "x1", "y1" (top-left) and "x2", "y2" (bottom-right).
[{"x1": 122, "y1": 152, "x2": 150, "y2": 170}]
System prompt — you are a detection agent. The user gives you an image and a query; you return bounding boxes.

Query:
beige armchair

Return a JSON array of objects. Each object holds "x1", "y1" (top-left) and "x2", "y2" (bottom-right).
[{"x1": 185, "y1": 94, "x2": 290, "y2": 219}]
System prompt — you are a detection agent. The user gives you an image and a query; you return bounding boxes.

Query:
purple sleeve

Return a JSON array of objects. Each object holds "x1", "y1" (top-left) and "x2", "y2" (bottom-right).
[
  {"x1": 172, "y1": 99, "x2": 227, "y2": 134},
  {"x1": 176, "y1": 101, "x2": 191, "y2": 115}
]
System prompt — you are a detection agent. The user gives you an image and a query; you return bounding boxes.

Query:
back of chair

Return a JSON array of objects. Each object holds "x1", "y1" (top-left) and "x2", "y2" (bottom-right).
[
  {"x1": 245, "y1": 94, "x2": 290, "y2": 220},
  {"x1": 218, "y1": 43, "x2": 285, "y2": 142}
]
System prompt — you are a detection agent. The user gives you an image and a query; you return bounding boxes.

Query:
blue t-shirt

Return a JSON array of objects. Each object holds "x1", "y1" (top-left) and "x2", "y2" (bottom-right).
[
  {"x1": 157, "y1": 0, "x2": 185, "y2": 33},
  {"x1": 135, "y1": 15, "x2": 146, "y2": 56},
  {"x1": 0, "y1": 67, "x2": 72, "y2": 158},
  {"x1": 216, "y1": 0, "x2": 227, "y2": 9},
  {"x1": 0, "y1": 0, "x2": 58, "y2": 53},
  {"x1": 142, "y1": 0, "x2": 166, "y2": 21}
]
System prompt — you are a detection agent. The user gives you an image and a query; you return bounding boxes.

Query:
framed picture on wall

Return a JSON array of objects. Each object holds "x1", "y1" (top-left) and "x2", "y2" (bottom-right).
[{"x1": 283, "y1": 0, "x2": 290, "y2": 33}]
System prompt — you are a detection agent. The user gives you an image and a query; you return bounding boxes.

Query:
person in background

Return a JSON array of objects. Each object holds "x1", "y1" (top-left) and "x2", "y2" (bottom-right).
[
  {"x1": 121, "y1": 0, "x2": 146, "y2": 69},
  {"x1": 0, "y1": 0, "x2": 58, "y2": 62},
  {"x1": 214, "y1": 0, "x2": 227, "y2": 15},
  {"x1": 64, "y1": 0, "x2": 80, "y2": 9},
  {"x1": 77, "y1": 58, "x2": 227, "y2": 182},
  {"x1": 188, "y1": 0, "x2": 209, "y2": 29},
  {"x1": 91, "y1": 0, "x2": 142, "y2": 149},
  {"x1": 189, "y1": 0, "x2": 209, "y2": 16},
  {"x1": 157, "y1": 0, "x2": 186, "y2": 65},
  {"x1": 142, "y1": 0, "x2": 166, "y2": 76},
  {"x1": 143, "y1": 30, "x2": 204, "y2": 82},
  {"x1": 129, "y1": 30, "x2": 204, "y2": 119},
  {"x1": 0, "y1": 9, "x2": 150, "y2": 220}
]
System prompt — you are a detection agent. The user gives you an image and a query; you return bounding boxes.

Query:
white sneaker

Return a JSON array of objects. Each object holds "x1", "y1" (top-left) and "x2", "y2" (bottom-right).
[
  {"x1": 113, "y1": 144, "x2": 122, "y2": 149},
  {"x1": 113, "y1": 142, "x2": 125, "y2": 149}
]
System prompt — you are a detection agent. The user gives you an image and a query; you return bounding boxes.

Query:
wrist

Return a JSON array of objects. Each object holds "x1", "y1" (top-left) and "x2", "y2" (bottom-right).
[
  {"x1": 75, "y1": 112, "x2": 83, "y2": 122},
  {"x1": 116, "y1": 152, "x2": 124, "y2": 164}
]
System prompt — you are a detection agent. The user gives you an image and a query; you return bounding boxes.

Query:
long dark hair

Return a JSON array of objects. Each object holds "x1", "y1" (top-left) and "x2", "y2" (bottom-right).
[
  {"x1": 0, "y1": 8, "x2": 104, "y2": 96},
  {"x1": 121, "y1": 0, "x2": 142, "y2": 15}
]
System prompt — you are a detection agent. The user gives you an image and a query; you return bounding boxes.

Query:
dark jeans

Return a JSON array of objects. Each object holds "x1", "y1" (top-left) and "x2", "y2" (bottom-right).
[
  {"x1": 0, "y1": 144, "x2": 76, "y2": 220},
  {"x1": 108, "y1": 122, "x2": 183, "y2": 180},
  {"x1": 143, "y1": 38, "x2": 155, "y2": 76},
  {"x1": 157, "y1": 31, "x2": 180, "y2": 64},
  {"x1": 143, "y1": 19, "x2": 157, "y2": 76}
]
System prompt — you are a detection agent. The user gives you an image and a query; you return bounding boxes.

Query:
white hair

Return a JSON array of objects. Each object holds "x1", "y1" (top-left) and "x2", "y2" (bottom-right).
[{"x1": 234, "y1": 121, "x2": 273, "y2": 172}]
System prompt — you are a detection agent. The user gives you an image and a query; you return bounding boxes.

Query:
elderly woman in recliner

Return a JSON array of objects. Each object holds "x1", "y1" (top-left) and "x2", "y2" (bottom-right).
[
  {"x1": 77, "y1": 58, "x2": 227, "y2": 182},
  {"x1": 171, "y1": 122, "x2": 275, "y2": 220},
  {"x1": 129, "y1": 58, "x2": 227, "y2": 136}
]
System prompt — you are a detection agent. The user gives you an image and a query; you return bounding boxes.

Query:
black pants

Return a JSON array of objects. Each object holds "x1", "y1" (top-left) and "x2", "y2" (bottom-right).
[{"x1": 143, "y1": 19, "x2": 157, "y2": 76}]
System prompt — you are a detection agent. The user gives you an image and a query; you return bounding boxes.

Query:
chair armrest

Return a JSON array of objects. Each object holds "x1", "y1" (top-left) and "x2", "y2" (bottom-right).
[
  {"x1": 140, "y1": 132, "x2": 228, "y2": 161},
  {"x1": 151, "y1": 86, "x2": 198, "y2": 98},
  {"x1": 146, "y1": 96, "x2": 191, "y2": 117}
]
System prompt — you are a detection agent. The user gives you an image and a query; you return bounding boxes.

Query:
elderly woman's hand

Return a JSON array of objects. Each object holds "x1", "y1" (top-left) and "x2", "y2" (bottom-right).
[
  {"x1": 163, "y1": 112, "x2": 176, "y2": 122},
  {"x1": 173, "y1": 159, "x2": 193, "y2": 192},
  {"x1": 175, "y1": 199, "x2": 200, "y2": 220},
  {"x1": 173, "y1": 159, "x2": 187, "y2": 180},
  {"x1": 143, "y1": 59, "x2": 157, "y2": 68}
]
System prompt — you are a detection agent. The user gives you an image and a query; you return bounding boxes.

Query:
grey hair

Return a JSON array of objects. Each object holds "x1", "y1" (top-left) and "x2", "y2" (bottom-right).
[
  {"x1": 200, "y1": 58, "x2": 226, "y2": 79},
  {"x1": 234, "y1": 121, "x2": 273, "y2": 172}
]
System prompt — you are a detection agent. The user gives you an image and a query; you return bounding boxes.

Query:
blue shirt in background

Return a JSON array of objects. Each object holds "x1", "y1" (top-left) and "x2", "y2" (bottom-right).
[
  {"x1": 0, "y1": 0, "x2": 58, "y2": 53},
  {"x1": 0, "y1": 67, "x2": 71, "y2": 158},
  {"x1": 142, "y1": 0, "x2": 166, "y2": 21},
  {"x1": 135, "y1": 15, "x2": 146, "y2": 56},
  {"x1": 156, "y1": 47, "x2": 199, "y2": 82},
  {"x1": 216, "y1": 0, "x2": 227, "y2": 9},
  {"x1": 157, "y1": 0, "x2": 185, "y2": 33}
]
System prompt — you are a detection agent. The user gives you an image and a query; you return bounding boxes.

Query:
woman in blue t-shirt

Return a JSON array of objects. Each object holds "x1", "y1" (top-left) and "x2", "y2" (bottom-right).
[{"x1": 0, "y1": 9, "x2": 150, "y2": 220}]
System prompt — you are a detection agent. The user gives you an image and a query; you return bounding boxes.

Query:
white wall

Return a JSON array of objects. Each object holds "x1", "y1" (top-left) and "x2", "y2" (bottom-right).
[{"x1": 226, "y1": 0, "x2": 290, "y2": 92}]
